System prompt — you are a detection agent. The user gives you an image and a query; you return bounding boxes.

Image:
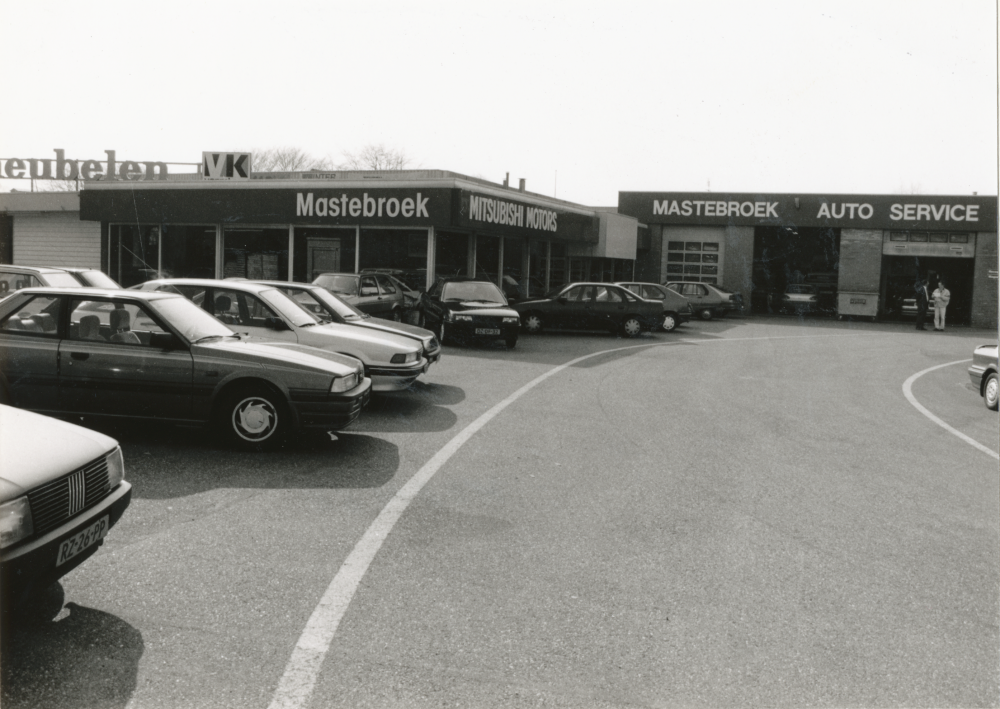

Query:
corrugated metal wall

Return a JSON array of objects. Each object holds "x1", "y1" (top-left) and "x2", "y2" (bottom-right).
[{"x1": 12, "y1": 212, "x2": 101, "y2": 268}]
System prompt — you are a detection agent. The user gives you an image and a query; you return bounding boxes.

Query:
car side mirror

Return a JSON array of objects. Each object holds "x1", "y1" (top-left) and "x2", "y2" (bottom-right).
[
  {"x1": 265, "y1": 317, "x2": 290, "y2": 331},
  {"x1": 558, "y1": 296, "x2": 568, "y2": 305},
  {"x1": 150, "y1": 331, "x2": 183, "y2": 349}
]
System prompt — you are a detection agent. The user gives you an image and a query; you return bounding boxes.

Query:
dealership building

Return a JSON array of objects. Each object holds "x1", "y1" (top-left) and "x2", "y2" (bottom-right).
[{"x1": 0, "y1": 151, "x2": 996, "y2": 328}]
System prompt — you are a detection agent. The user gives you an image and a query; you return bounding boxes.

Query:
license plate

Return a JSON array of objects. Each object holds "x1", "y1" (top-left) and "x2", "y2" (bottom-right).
[
  {"x1": 57, "y1": 516, "x2": 109, "y2": 566},
  {"x1": 475, "y1": 328, "x2": 500, "y2": 335}
]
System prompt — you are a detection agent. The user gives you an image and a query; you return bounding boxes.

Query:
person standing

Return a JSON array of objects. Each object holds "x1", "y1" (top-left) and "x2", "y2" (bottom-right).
[
  {"x1": 932, "y1": 279, "x2": 951, "y2": 331},
  {"x1": 914, "y1": 278, "x2": 930, "y2": 330}
]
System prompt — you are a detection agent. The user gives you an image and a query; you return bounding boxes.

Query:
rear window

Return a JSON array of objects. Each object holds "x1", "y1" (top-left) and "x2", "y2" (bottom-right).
[{"x1": 313, "y1": 274, "x2": 359, "y2": 296}]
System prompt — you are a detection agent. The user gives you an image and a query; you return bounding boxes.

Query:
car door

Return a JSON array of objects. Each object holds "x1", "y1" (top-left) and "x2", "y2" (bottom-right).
[
  {"x1": 681, "y1": 283, "x2": 709, "y2": 310},
  {"x1": 355, "y1": 276, "x2": 383, "y2": 316},
  {"x1": 375, "y1": 275, "x2": 401, "y2": 316},
  {"x1": 60, "y1": 297, "x2": 194, "y2": 419},
  {"x1": 210, "y1": 288, "x2": 299, "y2": 344},
  {"x1": 591, "y1": 285, "x2": 628, "y2": 329},
  {"x1": 551, "y1": 285, "x2": 593, "y2": 329},
  {"x1": 0, "y1": 294, "x2": 63, "y2": 412}
]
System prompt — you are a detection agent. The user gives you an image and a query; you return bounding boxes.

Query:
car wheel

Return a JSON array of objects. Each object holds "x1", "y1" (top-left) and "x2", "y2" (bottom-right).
[
  {"x1": 390, "y1": 309, "x2": 402, "y2": 322},
  {"x1": 505, "y1": 335, "x2": 518, "y2": 349},
  {"x1": 698, "y1": 308, "x2": 713, "y2": 321},
  {"x1": 984, "y1": 372, "x2": 999, "y2": 411},
  {"x1": 523, "y1": 313, "x2": 543, "y2": 334},
  {"x1": 661, "y1": 313, "x2": 678, "y2": 332},
  {"x1": 218, "y1": 385, "x2": 288, "y2": 450},
  {"x1": 621, "y1": 316, "x2": 643, "y2": 338}
]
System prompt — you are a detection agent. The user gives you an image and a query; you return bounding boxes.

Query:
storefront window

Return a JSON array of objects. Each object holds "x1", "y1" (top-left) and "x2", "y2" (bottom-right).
[
  {"x1": 293, "y1": 227, "x2": 355, "y2": 283},
  {"x1": 223, "y1": 228, "x2": 288, "y2": 281},
  {"x1": 356, "y1": 229, "x2": 427, "y2": 290},
  {"x1": 475, "y1": 234, "x2": 500, "y2": 284},
  {"x1": 110, "y1": 225, "x2": 161, "y2": 287},
  {"x1": 162, "y1": 226, "x2": 216, "y2": 280},
  {"x1": 434, "y1": 231, "x2": 467, "y2": 287}
]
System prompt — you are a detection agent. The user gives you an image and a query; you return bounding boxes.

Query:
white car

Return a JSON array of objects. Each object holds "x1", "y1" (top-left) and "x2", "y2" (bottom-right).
[
  {"x1": 133, "y1": 279, "x2": 427, "y2": 392},
  {"x1": 0, "y1": 405, "x2": 132, "y2": 610}
]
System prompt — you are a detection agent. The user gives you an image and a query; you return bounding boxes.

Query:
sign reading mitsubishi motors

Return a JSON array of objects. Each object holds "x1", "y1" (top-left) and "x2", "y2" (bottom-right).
[
  {"x1": 453, "y1": 189, "x2": 596, "y2": 242},
  {"x1": 619, "y1": 192, "x2": 998, "y2": 231}
]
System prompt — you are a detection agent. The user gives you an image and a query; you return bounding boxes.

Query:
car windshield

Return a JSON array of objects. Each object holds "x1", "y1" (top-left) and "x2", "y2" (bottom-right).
[
  {"x1": 441, "y1": 282, "x2": 506, "y2": 304},
  {"x1": 309, "y1": 287, "x2": 367, "y2": 321},
  {"x1": 313, "y1": 274, "x2": 359, "y2": 296},
  {"x1": 44, "y1": 272, "x2": 85, "y2": 288},
  {"x1": 76, "y1": 270, "x2": 121, "y2": 289},
  {"x1": 257, "y1": 288, "x2": 324, "y2": 327},
  {"x1": 147, "y1": 296, "x2": 235, "y2": 342}
]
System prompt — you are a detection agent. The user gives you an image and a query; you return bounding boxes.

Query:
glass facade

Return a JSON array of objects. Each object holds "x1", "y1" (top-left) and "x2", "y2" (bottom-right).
[
  {"x1": 109, "y1": 224, "x2": 216, "y2": 288},
  {"x1": 223, "y1": 228, "x2": 288, "y2": 281},
  {"x1": 293, "y1": 227, "x2": 356, "y2": 283}
]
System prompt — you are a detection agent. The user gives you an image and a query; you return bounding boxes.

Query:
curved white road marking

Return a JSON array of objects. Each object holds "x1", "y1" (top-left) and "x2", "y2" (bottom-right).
[
  {"x1": 267, "y1": 332, "x2": 864, "y2": 709},
  {"x1": 903, "y1": 359, "x2": 998, "y2": 460}
]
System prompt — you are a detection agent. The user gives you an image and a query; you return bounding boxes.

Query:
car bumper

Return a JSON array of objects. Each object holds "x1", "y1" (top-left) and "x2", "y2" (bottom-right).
[
  {"x1": 1, "y1": 481, "x2": 133, "y2": 608},
  {"x1": 968, "y1": 364, "x2": 987, "y2": 390},
  {"x1": 292, "y1": 377, "x2": 372, "y2": 429},
  {"x1": 366, "y1": 360, "x2": 428, "y2": 392}
]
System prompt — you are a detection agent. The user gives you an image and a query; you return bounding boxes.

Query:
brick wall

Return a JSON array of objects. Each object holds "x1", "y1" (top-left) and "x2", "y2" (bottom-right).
[
  {"x1": 970, "y1": 231, "x2": 998, "y2": 330},
  {"x1": 13, "y1": 212, "x2": 101, "y2": 269}
]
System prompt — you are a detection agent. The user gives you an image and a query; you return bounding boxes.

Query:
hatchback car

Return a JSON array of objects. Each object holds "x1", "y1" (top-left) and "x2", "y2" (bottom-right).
[
  {"x1": 0, "y1": 287, "x2": 371, "y2": 448},
  {"x1": 56, "y1": 267, "x2": 122, "y2": 289},
  {"x1": 616, "y1": 282, "x2": 693, "y2": 332},
  {"x1": 1, "y1": 405, "x2": 133, "y2": 610},
  {"x1": 665, "y1": 281, "x2": 743, "y2": 320},
  {"x1": 968, "y1": 344, "x2": 999, "y2": 411},
  {"x1": 513, "y1": 282, "x2": 662, "y2": 337},
  {"x1": 313, "y1": 272, "x2": 407, "y2": 321},
  {"x1": 252, "y1": 280, "x2": 441, "y2": 367},
  {"x1": 0, "y1": 265, "x2": 85, "y2": 298},
  {"x1": 134, "y1": 279, "x2": 426, "y2": 392},
  {"x1": 418, "y1": 278, "x2": 520, "y2": 348}
]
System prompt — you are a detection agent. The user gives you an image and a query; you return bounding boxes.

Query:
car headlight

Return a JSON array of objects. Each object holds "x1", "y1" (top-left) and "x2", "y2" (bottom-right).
[
  {"x1": 330, "y1": 369, "x2": 361, "y2": 393},
  {"x1": 453, "y1": 314, "x2": 473, "y2": 322},
  {"x1": 502, "y1": 316, "x2": 519, "y2": 324},
  {"x1": 391, "y1": 351, "x2": 420, "y2": 364},
  {"x1": 0, "y1": 496, "x2": 33, "y2": 550},
  {"x1": 107, "y1": 447, "x2": 125, "y2": 489}
]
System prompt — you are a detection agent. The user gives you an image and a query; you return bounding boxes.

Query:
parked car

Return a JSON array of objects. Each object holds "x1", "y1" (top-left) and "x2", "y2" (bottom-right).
[
  {"x1": 313, "y1": 272, "x2": 407, "y2": 321},
  {"x1": 616, "y1": 281, "x2": 693, "y2": 332},
  {"x1": 418, "y1": 277, "x2": 520, "y2": 348},
  {"x1": 0, "y1": 265, "x2": 86, "y2": 298},
  {"x1": 968, "y1": 344, "x2": 999, "y2": 411},
  {"x1": 0, "y1": 287, "x2": 371, "y2": 448},
  {"x1": 133, "y1": 279, "x2": 426, "y2": 392},
  {"x1": 513, "y1": 282, "x2": 661, "y2": 337},
  {"x1": 359, "y1": 269, "x2": 423, "y2": 310},
  {"x1": 251, "y1": 280, "x2": 441, "y2": 367},
  {"x1": 780, "y1": 284, "x2": 820, "y2": 314},
  {"x1": 56, "y1": 267, "x2": 122, "y2": 289},
  {"x1": 665, "y1": 281, "x2": 743, "y2": 320},
  {"x1": 0, "y1": 405, "x2": 133, "y2": 610}
]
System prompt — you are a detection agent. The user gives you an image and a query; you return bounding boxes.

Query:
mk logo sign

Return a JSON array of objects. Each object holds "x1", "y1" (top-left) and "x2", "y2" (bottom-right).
[{"x1": 202, "y1": 152, "x2": 252, "y2": 179}]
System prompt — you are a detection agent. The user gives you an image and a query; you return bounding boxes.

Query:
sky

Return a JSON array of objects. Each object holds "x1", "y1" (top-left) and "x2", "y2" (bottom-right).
[{"x1": 1, "y1": 0, "x2": 997, "y2": 206}]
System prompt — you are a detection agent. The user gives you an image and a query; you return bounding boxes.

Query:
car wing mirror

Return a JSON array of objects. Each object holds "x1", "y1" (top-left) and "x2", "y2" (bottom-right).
[
  {"x1": 558, "y1": 296, "x2": 568, "y2": 305},
  {"x1": 150, "y1": 331, "x2": 184, "y2": 349},
  {"x1": 265, "y1": 317, "x2": 290, "y2": 331}
]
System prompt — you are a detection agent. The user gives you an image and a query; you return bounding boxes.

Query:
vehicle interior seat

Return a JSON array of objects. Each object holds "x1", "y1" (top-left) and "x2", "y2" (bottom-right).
[
  {"x1": 109, "y1": 309, "x2": 141, "y2": 344},
  {"x1": 33, "y1": 313, "x2": 56, "y2": 332},
  {"x1": 78, "y1": 315, "x2": 105, "y2": 341},
  {"x1": 214, "y1": 295, "x2": 238, "y2": 324}
]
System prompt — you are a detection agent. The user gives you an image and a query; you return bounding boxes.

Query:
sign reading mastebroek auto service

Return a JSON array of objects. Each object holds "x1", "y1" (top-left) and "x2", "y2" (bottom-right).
[{"x1": 202, "y1": 152, "x2": 251, "y2": 180}]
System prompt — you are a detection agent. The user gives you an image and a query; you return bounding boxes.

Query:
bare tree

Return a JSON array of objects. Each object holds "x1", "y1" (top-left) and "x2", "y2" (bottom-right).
[
  {"x1": 33, "y1": 179, "x2": 81, "y2": 192},
  {"x1": 251, "y1": 147, "x2": 335, "y2": 173},
  {"x1": 338, "y1": 144, "x2": 411, "y2": 171}
]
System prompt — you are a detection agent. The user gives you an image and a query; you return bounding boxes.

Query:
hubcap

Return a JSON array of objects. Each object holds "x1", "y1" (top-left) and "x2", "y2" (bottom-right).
[
  {"x1": 526, "y1": 316, "x2": 540, "y2": 332},
  {"x1": 987, "y1": 378, "x2": 999, "y2": 405},
  {"x1": 232, "y1": 397, "x2": 278, "y2": 441},
  {"x1": 625, "y1": 319, "x2": 641, "y2": 336},
  {"x1": 663, "y1": 315, "x2": 676, "y2": 331}
]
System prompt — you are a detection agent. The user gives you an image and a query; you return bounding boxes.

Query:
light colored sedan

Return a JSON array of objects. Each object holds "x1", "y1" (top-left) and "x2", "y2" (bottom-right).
[
  {"x1": 133, "y1": 279, "x2": 427, "y2": 392},
  {"x1": 968, "y1": 344, "x2": 999, "y2": 411},
  {"x1": 1, "y1": 405, "x2": 132, "y2": 610}
]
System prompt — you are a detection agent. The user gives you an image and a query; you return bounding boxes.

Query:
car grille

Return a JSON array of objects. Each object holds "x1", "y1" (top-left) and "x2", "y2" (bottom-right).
[
  {"x1": 26, "y1": 456, "x2": 112, "y2": 538},
  {"x1": 466, "y1": 315, "x2": 503, "y2": 326}
]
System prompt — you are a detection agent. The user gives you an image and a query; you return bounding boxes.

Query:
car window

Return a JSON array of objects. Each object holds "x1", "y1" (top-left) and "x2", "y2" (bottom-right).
[
  {"x1": 622, "y1": 284, "x2": 641, "y2": 296},
  {"x1": 314, "y1": 274, "x2": 359, "y2": 296},
  {"x1": 359, "y1": 276, "x2": 379, "y2": 296},
  {"x1": 376, "y1": 275, "x2": 397, "y2": 294},
  {"x1": 562, "y1": 285, "x2": 592, "y2": 302},
  {"x1": 594, "y1": 286, "x2": 623, "y2": 303},
  {"x1": 68, "y1": 298, "x2": 169, "y2": 346},
  {"x1": 0, "y1": 295, "x2": 61, "y2": 337},
  {"x1": 0, "y1": 271, "x2": 45, "y2": 294},
  {"x1": 258, "y1": 288, "x2": 323, "y2": 327},
  {"x1": 641, "y1": 285, "x2": 664, "y2": 300},
  {"x1": 277, "y1": 287, "x2": 330, "y2": 320},
  {"x1": 212, "y1": 289, "x2": 279, "y2": 327}
]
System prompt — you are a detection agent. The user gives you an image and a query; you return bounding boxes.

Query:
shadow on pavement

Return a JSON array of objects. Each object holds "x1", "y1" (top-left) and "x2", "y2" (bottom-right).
[{"x1": 2, "y1": 585, "x2": 143, "y2": 709}]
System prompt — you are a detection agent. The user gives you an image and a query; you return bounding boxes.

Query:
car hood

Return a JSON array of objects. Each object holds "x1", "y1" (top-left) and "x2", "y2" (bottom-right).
[
  {"x1": 357, "y1": 317, "x2": 435, "y2": 342},
  {"x1": 440, "y1": 301, "x2": 519, "y2": 317},
  {"x1": 195, "y1": 338, "x2": 362, "y2": 374},
  {"x1": 0, "y1": 406, "x2": 118, "y2": 501},
  {"x1": 292, "y1": 322, "x2": 422, "y2": 355}
]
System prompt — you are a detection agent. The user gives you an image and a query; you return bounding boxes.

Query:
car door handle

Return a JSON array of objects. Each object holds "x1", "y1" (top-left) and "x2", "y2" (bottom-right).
[{"x1": 70, "y1": 352, "x2": 90, "y2": 361}]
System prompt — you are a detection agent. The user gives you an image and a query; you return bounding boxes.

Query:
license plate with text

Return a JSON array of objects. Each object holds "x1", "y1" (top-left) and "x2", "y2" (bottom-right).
[
  {"x1": 475, "y1": 328, "x2": 501, "y2": 335},
  {"x1": 57, "y1": 516, "x2": 109, "y2": 565}
]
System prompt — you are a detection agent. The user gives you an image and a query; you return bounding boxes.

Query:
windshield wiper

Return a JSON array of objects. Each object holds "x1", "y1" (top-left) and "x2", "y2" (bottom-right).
[{"x1": 193, "y1": 334, "x2": 238, "y2": 344}]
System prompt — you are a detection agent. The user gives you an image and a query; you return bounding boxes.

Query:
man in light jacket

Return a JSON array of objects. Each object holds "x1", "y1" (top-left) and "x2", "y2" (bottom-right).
[{"x1": 932, "y1": 279, "x2": 951, "y2": 331}]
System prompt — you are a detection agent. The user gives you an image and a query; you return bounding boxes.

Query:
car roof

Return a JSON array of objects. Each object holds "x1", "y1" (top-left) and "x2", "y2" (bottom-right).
[
  {"x1": 14, "y1": 286, "x2": 181, "y2": 300},
  {"x1": 439, "y1": 276, "x2": 500, "y2": 283},
  {"x1": 141, "y1": 278, "x2": 275, "y2": 294},
  {"x1": 614, "y1": 281, "x2": 664, "y2": 287},
  {"x1": 1, "y1": 264, "x2": 73, "y2": 275},
  {"x1": 247, "y1": 280, "x2": 318, "y2": 289},
  {"x1": 52, "y1": 266, "x2": 100, "y2": 273}
]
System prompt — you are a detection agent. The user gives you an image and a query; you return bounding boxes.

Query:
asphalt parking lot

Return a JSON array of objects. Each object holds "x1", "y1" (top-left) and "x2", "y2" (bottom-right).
[{"x1": 3, "y1": 316, "x2": 998, "y2": 709}]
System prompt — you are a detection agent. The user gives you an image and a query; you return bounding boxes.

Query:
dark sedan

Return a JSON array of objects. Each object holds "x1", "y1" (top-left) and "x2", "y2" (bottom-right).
[
  {"x1": 0, "y1": 287, "x2": 371, "y2": 449},
  {"x1": 418, "y1": 278, "x2": 520, "y2": 348},
  {"x1": 512, "y1": 282, "x2": 662, "y2": 337}
]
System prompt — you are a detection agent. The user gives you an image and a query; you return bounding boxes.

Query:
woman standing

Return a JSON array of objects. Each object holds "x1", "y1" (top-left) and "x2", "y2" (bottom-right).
[{"x1": 931, "y1": 279, "x2": 951, "y2": 331}]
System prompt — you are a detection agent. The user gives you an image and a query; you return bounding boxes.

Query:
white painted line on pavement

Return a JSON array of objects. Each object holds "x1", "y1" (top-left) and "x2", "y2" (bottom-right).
[
  {"x1": 267, "y1": 332, "x2": 865, "y2": 709},
  {"x1": 903, "y1": 359, "x2": 999, "y2": 460}
]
